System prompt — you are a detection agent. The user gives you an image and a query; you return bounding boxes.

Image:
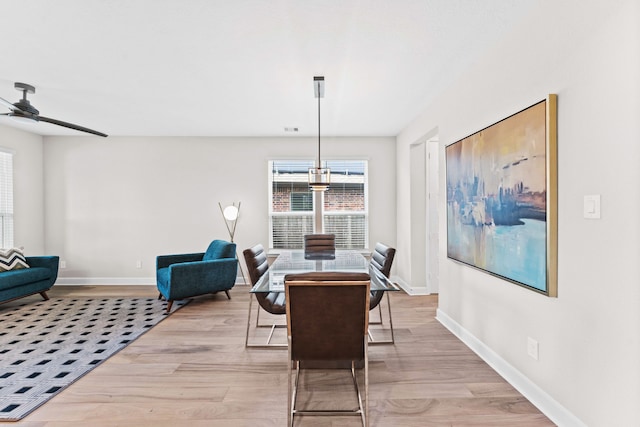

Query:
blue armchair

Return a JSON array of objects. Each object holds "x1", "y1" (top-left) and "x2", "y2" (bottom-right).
[
  {"x1": 0, "y1": 256, "x2": 59, "y2": 304},
  {"x1": 156, "y1": 240, "x2": 238, "y2": 312}
]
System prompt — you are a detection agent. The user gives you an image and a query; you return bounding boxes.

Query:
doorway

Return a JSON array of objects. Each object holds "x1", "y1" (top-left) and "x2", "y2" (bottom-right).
[
  {"x1": 409, "y1": 135, "x2": 439, "y2": 294},
  {"x1": 426, "y1": 138, "x2": 439, "y2": 294}
]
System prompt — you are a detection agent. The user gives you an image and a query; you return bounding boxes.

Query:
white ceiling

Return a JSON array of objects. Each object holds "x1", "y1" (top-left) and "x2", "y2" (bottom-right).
[{"x1": 0, "y1": 0, "x2": 538, "y2": 137}]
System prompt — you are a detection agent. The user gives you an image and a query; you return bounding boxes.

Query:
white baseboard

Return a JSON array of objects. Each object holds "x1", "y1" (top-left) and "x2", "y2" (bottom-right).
[
  {"x1": 55, "y1": 276, "x2": 248, "y2": 286},
  {"x1": 436, "y1": 308, "x2": 585, "y2": 427},
  {"x1": 56, "y1": 277, "x2": 156, "y2": 285},
  {"x1": 392, "y1": 276, "x2": 429, "y2": 295}
]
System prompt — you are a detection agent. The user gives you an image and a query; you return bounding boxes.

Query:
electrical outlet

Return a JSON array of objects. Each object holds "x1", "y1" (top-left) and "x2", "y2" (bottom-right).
[
  {"x1": 527, "y1": 337, "x2": 539, "y2": 360},
  {"x1": 136, "y1": 260, "x2": 142, "y2": 269},
  {"x1": 60, "y1": 260, "x2": 66, "y2": 269}
]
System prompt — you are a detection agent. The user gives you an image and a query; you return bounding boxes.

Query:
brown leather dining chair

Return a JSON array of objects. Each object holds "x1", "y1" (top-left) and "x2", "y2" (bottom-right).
[
  {"x1": 243, "y1": 244, "x2": 286, "y2": 348},
  {"x1": 303, "y1": 233, "x2": 336, "y2": 259},
  {"x1": 368, "y1": 242, "x2": 396, "y2": 344},
  {"x1": 284, "y1": 271, "x2": 371, "y2": 427}
]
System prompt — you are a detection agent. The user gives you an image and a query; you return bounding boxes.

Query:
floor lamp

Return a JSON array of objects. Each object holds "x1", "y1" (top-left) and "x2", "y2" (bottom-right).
[{"x1": 219, "y1": 202, "x2": 248, "y2": 285}]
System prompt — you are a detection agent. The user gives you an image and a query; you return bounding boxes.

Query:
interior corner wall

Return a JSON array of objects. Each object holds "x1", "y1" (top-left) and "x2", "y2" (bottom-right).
[
  {"x1": 396, "y1": 1, "x2": 639, "y2": 426},
  {"x1": 0, "y1": 124, "x2": 45, "y2": 254},
  {"x1": 41, "y1": 136, "x2": 396, "y2": 282}
]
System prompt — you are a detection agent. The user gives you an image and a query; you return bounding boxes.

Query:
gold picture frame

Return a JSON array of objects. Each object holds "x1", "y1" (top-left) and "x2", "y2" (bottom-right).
[{"x1": 446, "y1": 95, "x2": 557, "y2": 296}]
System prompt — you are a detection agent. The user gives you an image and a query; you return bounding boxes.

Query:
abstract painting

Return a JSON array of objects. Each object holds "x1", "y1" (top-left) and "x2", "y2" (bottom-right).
[{"x1": 446, "y1": 95, "x2": 557, "y2": 295}]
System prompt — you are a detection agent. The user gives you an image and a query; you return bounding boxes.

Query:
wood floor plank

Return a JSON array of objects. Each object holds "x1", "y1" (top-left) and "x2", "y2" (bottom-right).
[{"x1": 5, "y1": 285, "x2": 555, "y2": 426}]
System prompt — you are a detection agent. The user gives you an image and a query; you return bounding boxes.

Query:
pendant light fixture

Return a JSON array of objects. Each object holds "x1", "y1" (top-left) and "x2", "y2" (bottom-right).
[{"x1": 308, "y1": 76, "x2": 330, "y2": 191}]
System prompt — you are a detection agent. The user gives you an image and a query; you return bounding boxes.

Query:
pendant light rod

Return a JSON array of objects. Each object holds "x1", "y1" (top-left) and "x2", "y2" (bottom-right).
[
  {"x1": 309, "y1": 76, "x2": 329, "y2": 192},
  {"x1": 317, "y1": 80, "x2": 321, "y2": 168},
  {"x1": 314, "y1": 76, "x2": 324, "y2": 168}
]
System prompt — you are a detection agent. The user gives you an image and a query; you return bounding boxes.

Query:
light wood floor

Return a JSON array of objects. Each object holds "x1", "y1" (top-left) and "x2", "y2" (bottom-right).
[{"x1": 4, "y1": 285, "x2": 554, "y2": 427}]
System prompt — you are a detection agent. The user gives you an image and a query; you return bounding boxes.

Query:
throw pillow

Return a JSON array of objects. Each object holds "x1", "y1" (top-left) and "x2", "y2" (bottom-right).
[{"x1": 0, "y1": 247, "x2": 30, "y2": 272}]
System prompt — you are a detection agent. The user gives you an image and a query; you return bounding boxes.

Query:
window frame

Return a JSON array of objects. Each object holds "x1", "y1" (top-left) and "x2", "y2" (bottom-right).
[
  {"x1": 0, "y1": 148, "x2": 15, "y2": 248},
  {"x1": 268, "y1": 159, "x2": 368, "y2": 251}
]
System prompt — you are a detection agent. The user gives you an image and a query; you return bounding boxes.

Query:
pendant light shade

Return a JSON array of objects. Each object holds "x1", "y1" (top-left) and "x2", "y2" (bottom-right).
[
  {"x1": 308, "y1": 167, "x2": 330, "y2": 191},
  {"x1": 309, "y1": 76, "x2": 330, "y2": 191}
]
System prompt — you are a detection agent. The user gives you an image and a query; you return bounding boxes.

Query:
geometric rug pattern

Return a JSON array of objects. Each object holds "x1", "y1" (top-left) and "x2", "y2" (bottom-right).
[{"x1": 0, "y1": 297, "x2": 188, "y2": 421}]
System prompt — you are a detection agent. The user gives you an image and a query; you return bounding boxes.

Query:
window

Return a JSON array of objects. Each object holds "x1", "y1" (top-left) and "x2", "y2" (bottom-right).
[
  {"x1": 0, "y1": 150, "x2": 14, "y2": 248},
  {"x1": 290, "y1": 192, "x2": 313, "y2": 211},
  {"x1": 322, "y1": 160, "x2": 368, "y2": 249},
  {"x1": 269, "y1": 160, "x2": 368, "y2": 249}
]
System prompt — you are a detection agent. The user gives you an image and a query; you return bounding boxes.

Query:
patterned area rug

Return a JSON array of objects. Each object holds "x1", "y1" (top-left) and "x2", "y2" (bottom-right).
[{"x1": 0, "y1": 297, "x2": 188, "y2": 421}]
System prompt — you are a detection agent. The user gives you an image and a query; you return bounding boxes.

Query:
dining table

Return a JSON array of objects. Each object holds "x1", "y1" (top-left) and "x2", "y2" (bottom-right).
[
  {"x1": 250, "y1": 249, "x2": 397, "y2": 294},
  {"x1": 248, "y1": 249, "x2": 398, "y2": 346}
]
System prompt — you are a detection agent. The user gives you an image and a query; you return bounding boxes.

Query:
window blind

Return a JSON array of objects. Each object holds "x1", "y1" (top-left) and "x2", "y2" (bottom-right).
[
  {"x1": 269, "y1": 159, "x2": 368, "y2": 249},
  {"x1": 0, "y1": 150, "x2": 14, "y2": 248},
  {"x1": 323, "y1": 160, "x2": 368, "y2": 249}
]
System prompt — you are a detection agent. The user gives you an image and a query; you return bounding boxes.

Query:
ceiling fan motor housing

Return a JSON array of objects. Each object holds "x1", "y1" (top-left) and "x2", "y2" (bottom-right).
[
  {"x1": 13, "y1": 100, "x2": 39, "y2": 116},
  {"x1": 0, "y1": 81, "x2": 107, "y2": 136},
  {"x1": 13, "y1": 83, "x2": 39, "y2": 116}
]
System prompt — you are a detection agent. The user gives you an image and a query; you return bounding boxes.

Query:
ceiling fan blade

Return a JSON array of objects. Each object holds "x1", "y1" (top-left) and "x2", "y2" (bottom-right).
[
  {"x1": 0, "y1": 95, "x2": 18, "y2": 112},
  {"x1": 38, "y1": 116, "x2": 108, "y2": 137}
]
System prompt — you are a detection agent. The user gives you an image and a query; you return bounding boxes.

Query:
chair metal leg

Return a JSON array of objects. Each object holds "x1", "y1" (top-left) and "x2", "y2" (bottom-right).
[
  {"x1": 364, "y1": 337, "x2": 369, "y2": 427},
  {"x1": 266, "y1": 324, "x2": 277, "y2": 344},
  {"x1": 346, "y1": 339, "x2": 369, "y2": 427},
  {"x1": 350, "y1": 361, "x2": 365, "y2": 425},
  {"x1": 386, "y1": 291, "x2": 395, "y2": 344},
  {"x1": 290, "y1": 355, "x2": 367, "y2": 425},
  {"x1": 368, "y1": 292, "x2": 395, "y2": 345},
  {"x1": 245, "y1": 295, "x2": 287, "y2": 348},
  {"x1": 368, "y1": 298, "x2": 384, "y2": 326},
  {"x1": 288, "y1": 338, "x2": 293, "y2": 427},
  {"x1": 245, "y1": 294, "x2": 254, "y2": 347},
  {"x1": 224, "y1": 290, "x2": 231, "y2": 299}
]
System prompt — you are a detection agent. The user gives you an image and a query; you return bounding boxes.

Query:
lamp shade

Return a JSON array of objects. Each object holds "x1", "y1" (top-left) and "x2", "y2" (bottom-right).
[
  {"x1": 223, "y1": 205, "x2": 239, "y2": 221},
  {"x1": 309, "y1": 167, "x2": 330, "y2": 191}
]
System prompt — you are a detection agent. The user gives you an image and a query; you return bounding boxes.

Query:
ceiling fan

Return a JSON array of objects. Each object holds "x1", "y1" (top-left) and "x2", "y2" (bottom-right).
[{"x1": 0, "y1": 82, "x2": 107, "y2": 137}]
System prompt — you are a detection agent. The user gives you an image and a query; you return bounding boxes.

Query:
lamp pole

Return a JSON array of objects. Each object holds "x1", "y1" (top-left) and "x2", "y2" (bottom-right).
[{"x1": 219, "y1": 202, "x2": 247, "y2": 285}]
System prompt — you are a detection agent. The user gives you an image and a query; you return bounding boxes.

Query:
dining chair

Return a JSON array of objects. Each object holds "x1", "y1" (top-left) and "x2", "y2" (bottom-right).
[
  {"x1": 243, "y1": 244, "x2": 287, "y2": 348},
  {"x1": 368, "y1": 242, "x2": 396, "y2": 344},
  {"x1": 303, "y1": 233, "x2": 336, "y2": 259},
  {"x1": 284, "y1": 271, "x2": 370, "y2": 427}
]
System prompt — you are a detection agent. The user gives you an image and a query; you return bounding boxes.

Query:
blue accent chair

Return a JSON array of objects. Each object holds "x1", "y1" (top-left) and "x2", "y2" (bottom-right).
[{"x1": 156, "y1": 240, "x2": 238, "y2": 312}]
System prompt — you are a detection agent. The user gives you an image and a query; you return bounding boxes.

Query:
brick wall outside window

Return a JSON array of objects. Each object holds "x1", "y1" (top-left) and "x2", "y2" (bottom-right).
[{"x1": 270, "y1": 160, "x2": 368, "y2": 249}]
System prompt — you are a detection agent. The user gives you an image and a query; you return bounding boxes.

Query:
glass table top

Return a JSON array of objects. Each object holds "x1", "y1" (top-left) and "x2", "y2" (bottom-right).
[{"x1": 250, "y1": 250, "x2": 398, "y2": 294}]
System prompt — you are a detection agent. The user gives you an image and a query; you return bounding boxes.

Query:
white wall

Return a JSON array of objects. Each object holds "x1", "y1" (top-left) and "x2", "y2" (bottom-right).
[
  {"x1": 42, "y1": 136, "x2": 396, "y2": 281},
  {"x1": 0, "y1": 125, "x2": 45, "y2": 254},
  {"x1": 397, "y1": 1, "x2": 639, "y2": 426}
]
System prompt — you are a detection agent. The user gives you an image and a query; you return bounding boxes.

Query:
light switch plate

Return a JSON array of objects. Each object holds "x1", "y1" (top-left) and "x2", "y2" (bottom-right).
[
  {"x1": 527, "y1": 337, "x2": 539, "y2": 360},
  {"x1": 584, "y1": 195, "x2": 601, "y2": 219}
]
